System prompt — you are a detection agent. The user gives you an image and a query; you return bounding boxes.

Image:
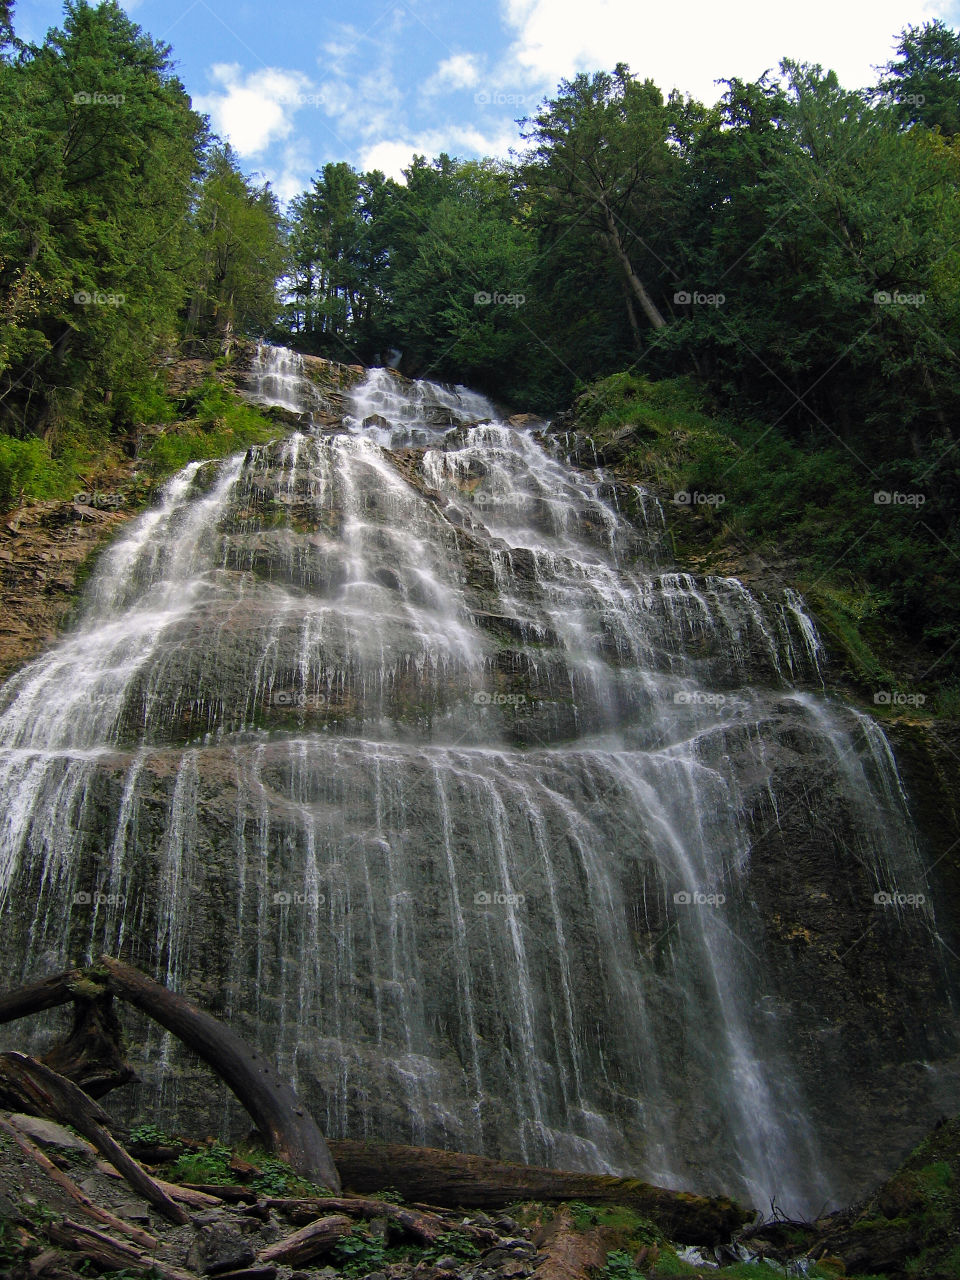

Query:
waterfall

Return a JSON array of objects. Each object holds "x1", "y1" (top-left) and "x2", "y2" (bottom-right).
[{"x1": 0, "y1": 344, "x2": 949, "y2": 1216}]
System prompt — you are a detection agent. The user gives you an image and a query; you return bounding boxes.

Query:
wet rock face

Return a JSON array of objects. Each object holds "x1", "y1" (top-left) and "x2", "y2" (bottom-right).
[{"x1": 0, "y1": 353, "x2": 956, "y2": 1219}]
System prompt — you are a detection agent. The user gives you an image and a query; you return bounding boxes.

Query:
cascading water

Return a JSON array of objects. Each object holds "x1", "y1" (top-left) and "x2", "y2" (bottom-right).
[{"x1": 0, "y1": 345, "x2": 951, "y2": 1215}]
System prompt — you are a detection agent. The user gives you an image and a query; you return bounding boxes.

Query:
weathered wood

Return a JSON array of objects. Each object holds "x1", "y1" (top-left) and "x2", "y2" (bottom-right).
[
  {"x1": 210, "y1": 1269, "x2": 277, "y2": 1280},
  {"x1": 0, "y1": 1053, "x2": 188, "y2": 1225},
  {"x1": 46, "y1": 1220, "x2": 197, "y2": 1280},
  {"x1": 327, "y1": 1140, "x2": 751, "y2": 1245},
  {"x1": 256, "y1": 1213, "x2": 353, "y2": 1266},
  {"x1": 530, "y1": 1204, "x2": 621, "y2": 1280},
  {"x1": 41, "y1": 987, "x2": 138, "y2": 1097},
  {"x1": 181, "y1": 1183, "x2": 260, "y2": 1202},
  {"x1": 0, "y1": 1115, "x2": 158, "y2": 1249},
  {"x1": 0, "y1": 1052, "x2": 121, "y2": 1132},
  {"x1": 0, "y1": 971, "x2": 79, "y2": 1024},
  {"x1": 100, "y1": 956, "x2": 340, "y2": 1192},
  {"x1": 265, "y1": 1195, "x2": 482, "y2": 1244},
  {"x1": 154, "y1": 1177, "x2": 222, "y2": 1207}
]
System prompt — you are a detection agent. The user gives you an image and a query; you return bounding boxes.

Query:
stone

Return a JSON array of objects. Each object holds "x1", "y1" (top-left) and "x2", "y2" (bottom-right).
[
  {"x1": 187, "y1": 1221, "x2": 257, "y2": 1275},
  {"x1": 8, "y1": 1114, "x2": 95, "y2": 1154}
]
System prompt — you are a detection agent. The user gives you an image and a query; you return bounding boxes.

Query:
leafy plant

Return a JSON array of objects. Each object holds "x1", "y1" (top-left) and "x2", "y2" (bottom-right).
[
  {"x1": 423, "y1": 1231, "x2": 481, "y2": 1262},
  {"x1": 129, "y1": 1122, "x2": 172, "y2": 1146},
  {"x1": 250, "y1": 1157, "x2": 295, "y2": 1197},
  {"x1": 332, "y1": 1227, "x2": 389, "y2": 1276},
  {"x1": 168, "y1": 1142, "x2": 237, "y2": 1186}
]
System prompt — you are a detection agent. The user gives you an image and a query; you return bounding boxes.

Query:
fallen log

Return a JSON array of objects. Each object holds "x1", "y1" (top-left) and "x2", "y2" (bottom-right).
[
  {"x1": 100, "y1": 956, "x2": 340, "y2": 1192},
  {"x1": 45, "y1": 1220, "x2": 197, "y2": 1280},
  {"x1": 213, "y1": 1269, "x2": 277, "y2": 1280},
  {"x1": 327, "y1": 1141, "x2": 751, "y2": 1245},
  {"x1": 0, "y1": 1115, "x2": 158, "y2": 1249},
  {"x1": 530, "y1": 1204, "x2": 622, "y2": 1280},
  {"x1": 0, "y1": 1053, "x2": 188, "y2": 1225},
  {"x1": 0, "y1": 971, "x2": 80, "y2": 1024},
  {"x1": 181, "y1": 1183, "x2": 261, "y2": 1202},
  {"x1": 153, "y1": 1177, "x2": 222, "y2": 1208},
  {"x1": 264, "y1": 1195, "x2": 493, "y2": 1244},
  {"x1": 256, "y1": 1213, "x2": 353, "y2": 1266}
]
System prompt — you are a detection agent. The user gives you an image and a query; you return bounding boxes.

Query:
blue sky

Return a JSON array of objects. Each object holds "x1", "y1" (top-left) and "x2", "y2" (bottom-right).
[{"x1": 17, "y1": 0, "x2": 960, "y2": 200}]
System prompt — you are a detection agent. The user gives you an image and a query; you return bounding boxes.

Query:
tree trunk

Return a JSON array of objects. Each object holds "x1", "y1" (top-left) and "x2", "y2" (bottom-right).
[
  {"x1": 0, "y1": 1053, "x2": 189, "y2": 1225},
  {"x1": 326, "y1": 1140, "x2": 750, "y2": 1245},
  {"x1": 620, "y1": 280, "x2": 643, "y2": 351},
  {"x1": 602, "y1": 204, "x2": 666, "y2": 330},
  {"x1": 41, "y1": 987, "x2": 139, "y2": 1098},
  {"x1": 256, "y1": 1214, "x2": 353, "y2": 1267},
  {"x1": 99, "y1": 956, "x2": 340, "y2": 1193}
]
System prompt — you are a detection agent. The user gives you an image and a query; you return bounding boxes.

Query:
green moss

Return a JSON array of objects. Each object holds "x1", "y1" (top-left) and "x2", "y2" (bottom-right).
[{"x1": 567, "y1": 1201, "x2": 664, "y2": 1246}]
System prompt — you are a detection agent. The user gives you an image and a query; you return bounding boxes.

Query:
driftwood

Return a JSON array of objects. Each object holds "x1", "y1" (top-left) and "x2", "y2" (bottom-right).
[
  {"x1": 256, "y1": 1213, "x2": 353, "y2": 1266},
  {"x1": 99, "y1": 957, "x2": 340, "y2": 1192},
  {"x1": 327, "y1": 1140, "x2": 751, "y2": 1245},
  {"x1": 46, "y1": 1219, "x2": 197, "y2": 1280},
  {"x1": 264, "y1": 1195, "x2": 497, "y2": 1244},
  {"x1": 154, "y1": 1177, "x2": 223, "y2": 1208},
  {"x1": 0, "y1": 1114, "x2": 158, "y2": 1249},
  {"x1": 0, "y1": 959, "x2": 340, "y2": 1193},
  {"x1": 0, "y1": 1053, "x2": 188, "y2": 1225},
  {"x1": 0, "y1": 970, "x2": 92, "y2": 1024},
  {"x1": 211, "y1": 1271, "x2": 277, "y2": 1280},
  {"x1": 181, "y1": 1183, "x2": 260, "y2": 1203}
]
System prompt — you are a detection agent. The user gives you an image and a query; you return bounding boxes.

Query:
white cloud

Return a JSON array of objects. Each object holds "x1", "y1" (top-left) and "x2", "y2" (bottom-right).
[
  {"x1": 359, "y1": 124, "x2": 522, "y2": 181},
  {"x1": 423, "y1": 53, "x2": 483, "y2": 95},
  {"x1": 500, "y1": 0, "x2": 954, "y2": 102},
  {"x1": 195, "y1": 64, "x2": 320, "y2": 157}
]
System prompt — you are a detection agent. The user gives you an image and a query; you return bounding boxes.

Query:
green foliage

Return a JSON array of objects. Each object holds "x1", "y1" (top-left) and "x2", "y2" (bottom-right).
[
  {"x1": 168, "y1": 1142, "x2": 237, "y2": 1185},
  {"x1": 0, "y1": 434, "x2": 76, "y2": 510},
  {"x1": 249, "y1": 1157, "x2": 296, "y2": 1197},
  {"x1": 184, "y1": 145, "x2": 287, "y2": 343},
  {"x1": 0, "y1": 2, "x2": 284, "y2": 453},
  {"x1": 567, "y1": 1202, "x2": 664, "y2": 1246},
  {"x1": 879, "y1": 19, "x2": 960, "y2": 135},
  {"x1": 423, "y1": 1231, "x2": 481, "y2": 1262},
  {"x1": 332, "y1": 1226, "x2": 390, "y2": 1276},
  {"x1": 145, "y1": 382, "x2": 278, "y2": 476},
  {"x1": 574, "y1": 367, "x2": 960, "y2": 687},
  {"x1": 128, "y1": 1122, "x2": 171, "y2": 1146}
]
